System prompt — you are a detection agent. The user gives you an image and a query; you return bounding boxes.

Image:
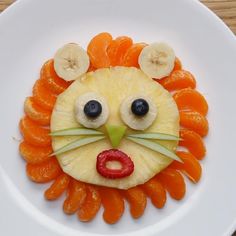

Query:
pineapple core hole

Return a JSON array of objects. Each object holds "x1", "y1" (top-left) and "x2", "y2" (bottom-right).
[{"x1": 106, "y1": 161, "x2": 122, "y2": 170}]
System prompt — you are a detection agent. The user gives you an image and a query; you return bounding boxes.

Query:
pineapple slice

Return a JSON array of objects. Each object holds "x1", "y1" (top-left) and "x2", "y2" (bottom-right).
[{"x1": 51, "y1": 67, "x2": 179, "y2": 189}]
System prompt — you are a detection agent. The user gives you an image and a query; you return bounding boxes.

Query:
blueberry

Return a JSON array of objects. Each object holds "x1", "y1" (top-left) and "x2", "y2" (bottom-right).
[
  {"x1": 131, "y1": 99, "x2": 149, "y2": 116},
  {"x1": 84, "y1": 100, "x2": 102, "y2": 118}
]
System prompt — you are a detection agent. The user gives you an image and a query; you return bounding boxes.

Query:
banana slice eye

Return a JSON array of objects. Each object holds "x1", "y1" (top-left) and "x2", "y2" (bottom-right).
[
  {"x1": 120, "y1": 95, "x2": 157, "y2": 130},
  {"x1": 75, "y1": 92, "x2": 109, "y2": 128}
]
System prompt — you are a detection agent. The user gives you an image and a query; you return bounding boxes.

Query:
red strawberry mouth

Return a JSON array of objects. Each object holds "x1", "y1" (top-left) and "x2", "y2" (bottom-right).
[{"x1": 96, "y1": 149, "x2": 134, "y2": 179}]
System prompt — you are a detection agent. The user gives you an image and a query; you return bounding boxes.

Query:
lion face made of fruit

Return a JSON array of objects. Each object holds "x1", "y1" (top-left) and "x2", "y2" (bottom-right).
[{"x1": 51, "y1": 67, "x2": 179, "y2": 189}]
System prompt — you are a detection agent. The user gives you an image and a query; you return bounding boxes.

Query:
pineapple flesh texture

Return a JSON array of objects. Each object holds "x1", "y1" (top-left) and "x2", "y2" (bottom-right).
[{"x1": 51, "y1": 67, "x2": 179, "y2": 189}]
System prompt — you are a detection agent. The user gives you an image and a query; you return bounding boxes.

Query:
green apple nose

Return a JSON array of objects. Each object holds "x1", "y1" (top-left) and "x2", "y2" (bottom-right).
[{"x1": 105, "y1": 125, "x2": 127, "y2": 148}]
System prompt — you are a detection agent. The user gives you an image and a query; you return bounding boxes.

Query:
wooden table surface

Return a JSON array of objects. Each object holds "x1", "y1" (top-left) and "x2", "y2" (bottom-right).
[{"x1": 0, "y1": 0, "x2": 236, "y2": 34}]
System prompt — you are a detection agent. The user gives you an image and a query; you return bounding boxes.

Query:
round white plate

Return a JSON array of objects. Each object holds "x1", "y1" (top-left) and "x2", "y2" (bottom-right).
[{"x1": 0, "y1": 0, "x2": 236, "y2": 235}]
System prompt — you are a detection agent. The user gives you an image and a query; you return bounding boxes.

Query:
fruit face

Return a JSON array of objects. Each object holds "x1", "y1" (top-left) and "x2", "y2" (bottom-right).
[{"x1": 51, "y1": 67, "x2": 179, "y2": 189}]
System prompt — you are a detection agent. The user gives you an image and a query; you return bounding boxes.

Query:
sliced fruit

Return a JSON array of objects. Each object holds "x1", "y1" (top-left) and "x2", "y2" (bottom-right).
[
  {"x1": 128, "y1": 132, "x2": 180, "y2": 141},
  {"x1": 33, "y1": 79, "x2": 57, "y2": 111},
  {"x1": 52, "y1": 136, "x2": 105, "y2": 156},
  {"x1": 63, "y1": 179, "x2": 87, "y2": 214},
  {"x1": 173, "y1": 57, "x2": 182, "y2": 71},
  {"x1": 122, "y1": 186, "x2": 147, "y2": 219},
  {"x1": 87, "y1": 32, "x2": 112, "y2": 68},
  {"x1": 99, "y1": 187, "x2": 124, "y2": 224},
  {"x1": 107, "y1": 36, "x2": 133, "y2": 66},
  {"x1": 44, "y1": 173, "x2": 71, "y2": 200},
  {"x1": 120, "y1": 95, "x2": 157, "y2": 130},
  {"x1": 19, "y1": 116, "x2": 51, "y2": 147},
  {"x1": 74, "y1": 92, "x2": 109, "y2": 129},
  {"x1": 157, "y1": 168, "x2": 186, "y2": 200},
  {"x1": 105, "y1": 125, "x2": 126, "y2": 148},
  {"x1": 26, "y1": 158, "x2": 62, "y2": 183},
  {"x1": 96, "y1": 149, "x2": 134, "y2": 179},
  {"x1": 40, "y1": 59, "x2": 71, "y2": 94},
  {"x1": 19, "y1": 141, "x2": 52, "y2": 164},
  {"x1": 24, "y1": 97, "x2": 52, "y2": 126},
  {"x1": 179, "y1": 111, "x2": 209, "y2": 137},
  {"x1": 127, "y1": 137, "x2": 182, "y2": 162},
  {"x1": 50, "y1": 127, "x2": 103, "y2": 137},
  {"x1": 169, "y1": 151, "x2": 202, "y2": 183},
  {"x1": 158, "y1": 70, "x2": 196, "y2": 91},
  {"x1": 77, "y1": 185, "x2": 101, "y2": 222},
  {"x1": 51, "y1": 67, "x2": 180, "y2": 189},
  {"x1": 142, "y1": 178, "x2": 166, "y2": 208},
  {"x1": 179, "y1": 129, "x2": 206, "y2": 159},
  {"x1": 54, "y1": 43, "x2": 90, "y2": 81},
  {"x1": 88, "y1": 63, "x2": 97, "y2": 72},
  {"x1": 139, "y1": 42, "x2": 175, "y2": 79},
  {"x1": 173, "y1": 88, "x2": 208, "y2": 116},
  {"x1": 122, "y1": 43, "x2": 147, "y2": 67}
]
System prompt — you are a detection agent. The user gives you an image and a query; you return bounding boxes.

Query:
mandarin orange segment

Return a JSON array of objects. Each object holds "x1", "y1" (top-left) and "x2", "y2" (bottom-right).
[
  {"x1": 121, "y1": 43, "x2": 147, "y2": 68},
  {"x1": 33, "y1": 79, "x2": 57, "y2": 111},
  {"x1": 40, "y1": 59, "x2": 71, "y2": 94},
  {"x1": 19, "y1": 141, "x2": 52, "y2": 164},
  {"x1": 107, "y1": 36, "x2": 133, "y2": 66},
  {"x1": 170, "y1": 151, "x2": 202, "y2": 183},
  {"x1": 44, "y1": 173, "x2": 71, "y2": 200},
  {"x1": 173, "y1": 88, "x2": 208, "y2": 116},
  {"x1": 63, "y1": 179, "x2": 87, "y2": 214},
  {"x1": 88, "y1": 63, "x2": 97, "y2": 72},
  {"x1": 87, "y1": 32, "x2": 113, "y2": 68},
  {"x1": 24, "y1": 97, "x2": 52, "y2": 126},
  {"x1": 158, "y1": 70, "x2": 196, "y2": 91},
  {"x1": 26, "y1": 158, "x2": 62, "y2": 183},
  {"x1": 157, "y1": 168, "x2": 186, "y2": 200},
  {"x1": 122, "y1": 186, "x2": 147, "y2": 219},
  {"x1": 180, "y1": 111, "x2": 209, "y2": 137},
  {"x1": 78, "y1": 185, "x2": 101, "y2": 222},
  {"x1": 99, "y1": 187, "x2": 124, "y2": 224},
  {"x1": 19, "y1": 116, "x2": 51, "y2": 147},
  {"x1": 179, "y1": 129, "x2": 206, "y2": 159},
  {"x1": 142, "y1": 178, "x2": 167, "y2": 209},
  {"x1": 173, "y1": 57, "x2": 182, "y2": 71}
]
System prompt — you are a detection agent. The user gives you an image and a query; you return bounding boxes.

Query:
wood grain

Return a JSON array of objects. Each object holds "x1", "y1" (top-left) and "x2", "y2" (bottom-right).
[{"x1": 0, "y1": 0, "x2": 235, "y2": 35}]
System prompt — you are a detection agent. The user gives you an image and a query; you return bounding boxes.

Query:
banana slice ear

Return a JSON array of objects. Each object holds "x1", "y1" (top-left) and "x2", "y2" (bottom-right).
[
  {"x1": 54, "y1": 43, "x2": 90, "y2": 81},
  {"x1": 138, "y1": 42, "x2": 175, "y2": 79}
]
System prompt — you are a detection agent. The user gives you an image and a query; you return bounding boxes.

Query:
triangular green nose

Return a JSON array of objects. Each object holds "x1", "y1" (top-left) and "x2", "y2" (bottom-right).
[{"x1": 105, "y1": 125, "x2": 127, "y2": 148}]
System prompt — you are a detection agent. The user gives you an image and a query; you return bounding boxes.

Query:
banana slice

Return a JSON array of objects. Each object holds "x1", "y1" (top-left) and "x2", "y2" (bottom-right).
[
  {"x1": 120, "y1": 95, "x2": 157, "y2": 130},
  {"x1": 54, "y1": 43, "x2": 90, "y2": 81},
  {"x1": 138, "y1": 42, "x2": 175, "y2": 79},
  {"x1": 74, "y1": 92, "x2": 109, "y2": 129}
]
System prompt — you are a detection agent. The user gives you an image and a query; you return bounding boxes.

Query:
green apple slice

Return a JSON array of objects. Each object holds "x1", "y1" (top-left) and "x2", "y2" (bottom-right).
[
  {"x1": 50, "y1": 127, "x2": 103, "y2": 137},
  {"x1": 51, "y1": 136, "x2": 105, "y2": 156},
  {"x1": 105, "y1": 125, "x2": 127, "y2": 148},
  {"x1": 127, "y1": 137, "x2": 182, "y2": 162},
  {"x1": 127, "y1": 132, "x2": 180, "y2": 141}
]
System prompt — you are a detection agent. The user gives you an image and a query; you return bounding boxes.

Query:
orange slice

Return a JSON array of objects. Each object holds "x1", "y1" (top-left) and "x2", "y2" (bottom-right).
[
  {"x1": 19, "y1": 116, "x2": 51, "y2": 147},
  {"x1": 180, "y1": 111, "x2": 209, "y2": 137},
  {"x1": 19, "y1": 141, "x2": 52, "y2": 164},
  {"x1": 122, "y1": 186, "x2": 147, "y2": 219},
  {"x1": 44, "y1": 173, "x2": 71, "y2": 200},
  {"x1": 173, "y1": 88, "x2": 208, "y2": 116},
  {"x1": 26, "y1": 158, "x2": 62, "y2": 183},
  {"x1": 24, "y1": 97, "x2": 51, "y2": 126},
  {"x1": 179, "y1": 129, "x2": 206, "y2": 159},
  {"x1": 78, "y1": 185, "x2": 101, "y2": 222},
  {"x1": 170, "y1": 151, "x2": 202, "y2": 183},
  {"x1": 87, "y1": 32, "x2": 113, "y2": 68}
]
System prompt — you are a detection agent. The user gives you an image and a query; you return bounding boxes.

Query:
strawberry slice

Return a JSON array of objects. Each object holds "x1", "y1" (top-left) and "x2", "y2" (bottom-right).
[{"x1": 96, "y1": 149, "x2": 134, "y2": 179}]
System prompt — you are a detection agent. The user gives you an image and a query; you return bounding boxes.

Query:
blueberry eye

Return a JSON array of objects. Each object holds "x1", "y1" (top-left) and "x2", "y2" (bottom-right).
[
  {"x1": 84, "y1": 100, "x2": 102, "y2": 118},
  {"x1": 131, "y1": 99, "x2": 149, "y2": 116}
]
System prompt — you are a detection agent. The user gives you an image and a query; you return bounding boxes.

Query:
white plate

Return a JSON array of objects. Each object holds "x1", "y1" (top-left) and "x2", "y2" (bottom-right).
[{"x1": 0, "y1": 0, "x2": 236, "y2": 235}]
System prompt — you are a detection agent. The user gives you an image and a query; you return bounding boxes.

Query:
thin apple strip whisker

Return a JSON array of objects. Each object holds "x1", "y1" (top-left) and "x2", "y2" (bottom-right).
[
  {"x1": 50, "y1": 127, "x2": 104, "y2": 137},
  {"x1": 51, "y1": 136, "x2": 105, "y2": 156},
  {"x1": 127, "y1": 132, "x2": 181, "y2": 141},
  {"x1": 126, "y1": 137, "x2": 182, "y2": 162}
]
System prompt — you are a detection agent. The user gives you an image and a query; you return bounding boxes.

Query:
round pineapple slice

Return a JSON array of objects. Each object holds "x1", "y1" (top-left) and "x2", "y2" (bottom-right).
[{"x1": 51, "y1": 67, "x2": 179, "y2": 189}]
